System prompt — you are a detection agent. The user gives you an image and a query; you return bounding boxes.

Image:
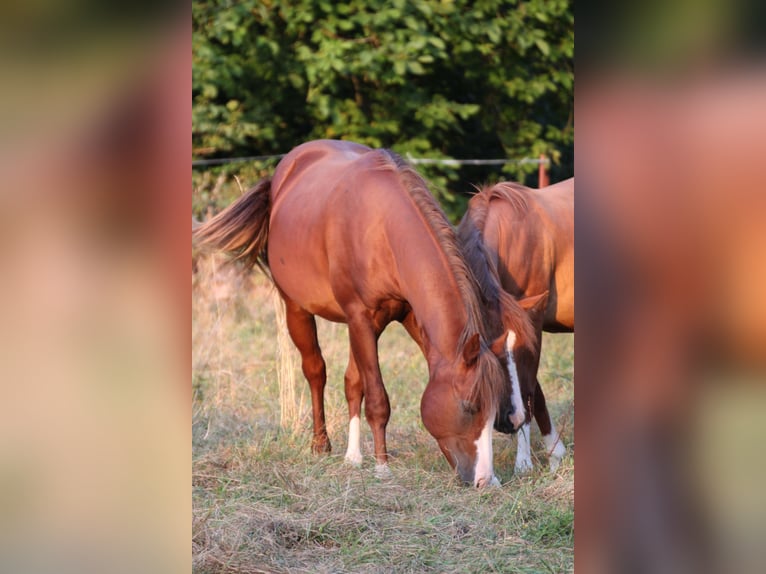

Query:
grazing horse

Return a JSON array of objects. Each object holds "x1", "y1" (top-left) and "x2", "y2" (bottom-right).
[
  {"x1": 458, "y1": 178, "x2": 573, "y2": 472},
  {"x1": 193, "y1": 139, "x2": 537, "y2": 487}
]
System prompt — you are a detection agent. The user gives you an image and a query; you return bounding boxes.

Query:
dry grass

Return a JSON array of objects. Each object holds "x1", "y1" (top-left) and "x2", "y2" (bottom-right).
[{"x1": 192, "y1": 260, "x2": 574, "y2": 573}]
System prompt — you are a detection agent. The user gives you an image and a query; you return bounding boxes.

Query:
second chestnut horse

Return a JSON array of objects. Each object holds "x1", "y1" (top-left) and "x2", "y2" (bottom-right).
[{"x1": 458, "y1": 178, "x2": 573, "y2": 472}]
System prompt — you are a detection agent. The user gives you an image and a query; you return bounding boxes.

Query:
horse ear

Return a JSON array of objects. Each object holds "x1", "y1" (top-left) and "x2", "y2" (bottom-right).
[
  {"x1": 518, "y1": 291, "x2": 549, "y2": 315},
  {"x1": 489, "y1": 331, "x2": 510, "y2": 359},
  {"x1": 490, "y1": 329, "x2": 518, "y2": 359},
  {"x1": 463, "y1": 333, "x2": 481, "y2": 366}
]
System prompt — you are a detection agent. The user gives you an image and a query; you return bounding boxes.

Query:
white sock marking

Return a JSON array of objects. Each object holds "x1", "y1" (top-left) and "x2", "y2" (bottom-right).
[
  {"x1": 543, "y1": 427, "x2": 566, "y2": 472},
  {"x1": 474, "y1": 408, "x2": 499, "y2": 488},
  {"x1": 344, "y1": 415, "x2": 363, "y2": 466},
  {"x1": 515, "y1": 422, "x2": 533, "y2": 474},
  {"x1": 504, "y1": 331, "x2": 526, "y2": 430}
]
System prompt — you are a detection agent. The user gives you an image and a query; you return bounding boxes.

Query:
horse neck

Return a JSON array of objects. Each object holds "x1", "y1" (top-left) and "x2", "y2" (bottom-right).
[
  {"x1": 379, "y1": 159, "x2": 483, "y2": 367},
  {"x1": 458, "y1": 204, "x2": 503, "y2": 334},
  {"x1": 459, "y1": 204, "x2": 529, "y2": 344},
  {"x1": 392, "y1": 231, "x2": 474, "y2": 366}
]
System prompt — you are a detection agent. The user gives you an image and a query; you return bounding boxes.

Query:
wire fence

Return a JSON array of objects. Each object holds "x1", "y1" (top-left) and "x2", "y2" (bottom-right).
[
  {"x1": 192, "y1": 154, "x2": 286, "y2": 167},
  {"x1": 192, "y1": 152, "x2": 552, "y2": 188},
  {"x1": 192, "y1": 154, "x2": 550, "y2": 168}
]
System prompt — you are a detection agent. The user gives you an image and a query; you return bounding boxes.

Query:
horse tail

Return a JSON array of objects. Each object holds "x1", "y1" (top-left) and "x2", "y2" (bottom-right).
[{"x1": 192, "y1": 178, "x2": 273, "y2": 275}]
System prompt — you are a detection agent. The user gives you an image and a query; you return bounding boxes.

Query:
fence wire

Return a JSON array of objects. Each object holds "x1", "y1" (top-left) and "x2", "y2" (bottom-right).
[{"x1": 192, "y1": 153, "x2": 550, "y2": 168}]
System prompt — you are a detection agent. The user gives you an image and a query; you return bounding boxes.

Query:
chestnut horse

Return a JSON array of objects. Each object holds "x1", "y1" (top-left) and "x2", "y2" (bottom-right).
[
  {"x1": 193, "y1": 140, "x2": 537, "y2": 487},
  {"x1": 458, "y1": 178, "x2": 573, "y2": 472}
]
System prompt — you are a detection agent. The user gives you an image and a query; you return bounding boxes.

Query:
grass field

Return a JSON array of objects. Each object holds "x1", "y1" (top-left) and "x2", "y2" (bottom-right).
[{"x1": 192, "y1": 260, "x2": 574, "y2": 573}]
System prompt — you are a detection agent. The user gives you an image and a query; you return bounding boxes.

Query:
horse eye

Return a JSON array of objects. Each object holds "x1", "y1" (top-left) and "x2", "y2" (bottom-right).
[{"x1": 460, "y1": 400, "x2": 478, "y2": 415}]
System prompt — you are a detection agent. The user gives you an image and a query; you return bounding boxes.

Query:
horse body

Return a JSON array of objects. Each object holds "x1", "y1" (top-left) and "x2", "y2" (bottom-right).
[
  {"x1": 267, "y1": 143, "x2": 397, "y2": 322},
  {"x1": 482, "y1": 178, "x2": 574, "y2": 331},
  {"x1": 194, "y1": 139, "x2": 518, "y2": 487},
  {"x1": 268, "y1": 143, "x2": 462, "y2": 354},
  {"x1": 459, "y1": 178, "x2": 574, "y2": 473}
]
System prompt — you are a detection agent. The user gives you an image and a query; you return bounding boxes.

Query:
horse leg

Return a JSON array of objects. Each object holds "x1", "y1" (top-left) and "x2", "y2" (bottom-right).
[
  {"x1": 533, "y1": 380, "x2": 566, "y2": 472},
  {"x1": 515, "y1": 421, "x2": 534, "y2": 474},
  {"x1": 514, "y1": 332, "x2": 540, "y2": 474},
  {"x1": 346, "y1": 312, "x2": 390, "y2": 477},
  {"x1": 283, "y1": 298, "x2": 330, "y2": 454},
  {"x1": 343, "y1": 350, "x2": 364, "y2": 466}
]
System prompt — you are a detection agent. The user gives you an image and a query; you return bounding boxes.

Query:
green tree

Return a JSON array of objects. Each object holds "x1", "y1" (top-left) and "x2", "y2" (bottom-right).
[{"x1": 193, "y1": 0, "x2": 573, "y2": 220}]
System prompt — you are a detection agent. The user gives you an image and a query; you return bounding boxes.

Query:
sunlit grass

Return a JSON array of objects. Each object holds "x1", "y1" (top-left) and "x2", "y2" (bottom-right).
[{"x1": 193, "y1": 264, "x2": 573, "y2": 573}]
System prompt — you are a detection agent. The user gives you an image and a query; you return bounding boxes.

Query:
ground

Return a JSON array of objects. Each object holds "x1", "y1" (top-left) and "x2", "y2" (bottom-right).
[{"x1": 192, "y1": 262, "x2": 573, "y2": 573}]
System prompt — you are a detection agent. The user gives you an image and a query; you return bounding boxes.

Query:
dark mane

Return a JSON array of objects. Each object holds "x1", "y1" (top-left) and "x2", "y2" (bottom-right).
[
  {"x1": 376, "y1": 149, "x2": 505, "y2": 414},
  {"x1": 457, "y1": 185, "x2": 538, "y2": 353}
]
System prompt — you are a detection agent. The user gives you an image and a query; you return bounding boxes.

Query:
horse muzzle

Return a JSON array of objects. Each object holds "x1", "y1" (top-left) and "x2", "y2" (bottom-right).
[
  {"x1": 475, "y1": 473, "x2": 501, "y2": 488},
  {"x1": 508, "y1": 410, "x2": 526, "y2": 431},
  {"x1": 494, "y1": 408, "x2": 525, "y2": 434}
]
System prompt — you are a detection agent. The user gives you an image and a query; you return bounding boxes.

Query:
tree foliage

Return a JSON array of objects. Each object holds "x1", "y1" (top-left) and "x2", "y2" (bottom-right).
[{"x1": 193, "y1": 0, "x2": 573, "y2": 220}]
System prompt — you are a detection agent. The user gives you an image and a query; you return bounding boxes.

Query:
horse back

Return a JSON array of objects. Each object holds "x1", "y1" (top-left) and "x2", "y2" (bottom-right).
[{"x1": 265, "y1": 141, "x2": 421, "y2": 319}]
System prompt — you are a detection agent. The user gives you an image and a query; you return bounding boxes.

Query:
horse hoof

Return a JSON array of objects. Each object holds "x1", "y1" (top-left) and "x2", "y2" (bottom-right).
[
  {"x1": 514, "y1": 459, "x2": 533, "y2": 475},
  {"x1": 311, "y1": 439, "x2": 332, "y2": 454},
  {"x1": 374, "y1": 463, "x2": 392, "y2": 479},
  {"x1": 344, "y1": 452, "x2": 363, "y2": 467},
  {"x1": 547, "y1": 440, "x2": 566, "y2": 473}
]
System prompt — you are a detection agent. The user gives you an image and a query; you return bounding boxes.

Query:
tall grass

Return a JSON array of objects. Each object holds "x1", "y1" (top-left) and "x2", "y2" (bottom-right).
[
  {"x1": 193, "y1": 262, "x2": 574, "y2": 573},
  {"x1": 273, "y1": 293, "x2": 305, "y2": 432}
]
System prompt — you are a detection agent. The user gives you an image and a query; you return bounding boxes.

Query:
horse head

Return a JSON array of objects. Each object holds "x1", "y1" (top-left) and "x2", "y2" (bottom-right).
[
  {"x1": 420, "y1": 332, "x2": 508, "y2": 487},
  {"x1": 492, "y1": 291, "x2": 549, "y2": 434}
]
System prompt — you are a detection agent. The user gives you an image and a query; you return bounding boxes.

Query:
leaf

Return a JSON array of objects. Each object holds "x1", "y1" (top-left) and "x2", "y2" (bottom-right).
[
  {"x1": 428, "y1": 36, "x2": 446, "y2": 50},
  {"x1": 408, "y1": 61, "x2": 426, "y2": 75},
  {"x1": 535, "y1": 38, "x2": 551, "y2": 57}
]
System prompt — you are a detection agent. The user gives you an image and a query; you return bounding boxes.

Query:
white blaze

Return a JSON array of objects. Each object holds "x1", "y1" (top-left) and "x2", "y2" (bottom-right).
[
  {"x1": 514, "y1": 422, "x2": 533, "y2": 474},
  {"x1": 504, "y1": 330, "x2": 526, "y2": 429},
  {"x1": 344, "y1": 415, "x2": 363, "y2": 466},
  {"x1": 474, "y1": 408, "x2": 500, "y2": 488}
]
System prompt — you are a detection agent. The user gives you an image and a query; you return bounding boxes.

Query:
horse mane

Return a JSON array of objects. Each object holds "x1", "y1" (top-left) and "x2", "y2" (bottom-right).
[
  {"x1": 457, "y1": 184, "x2": 538, "y2": 354},
  {"x1": 479, "y1": 181, "x2": 532, "y2": 218},
  {"x1": 373, "y1": 149, "x2": 505, "y2": 415}
]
